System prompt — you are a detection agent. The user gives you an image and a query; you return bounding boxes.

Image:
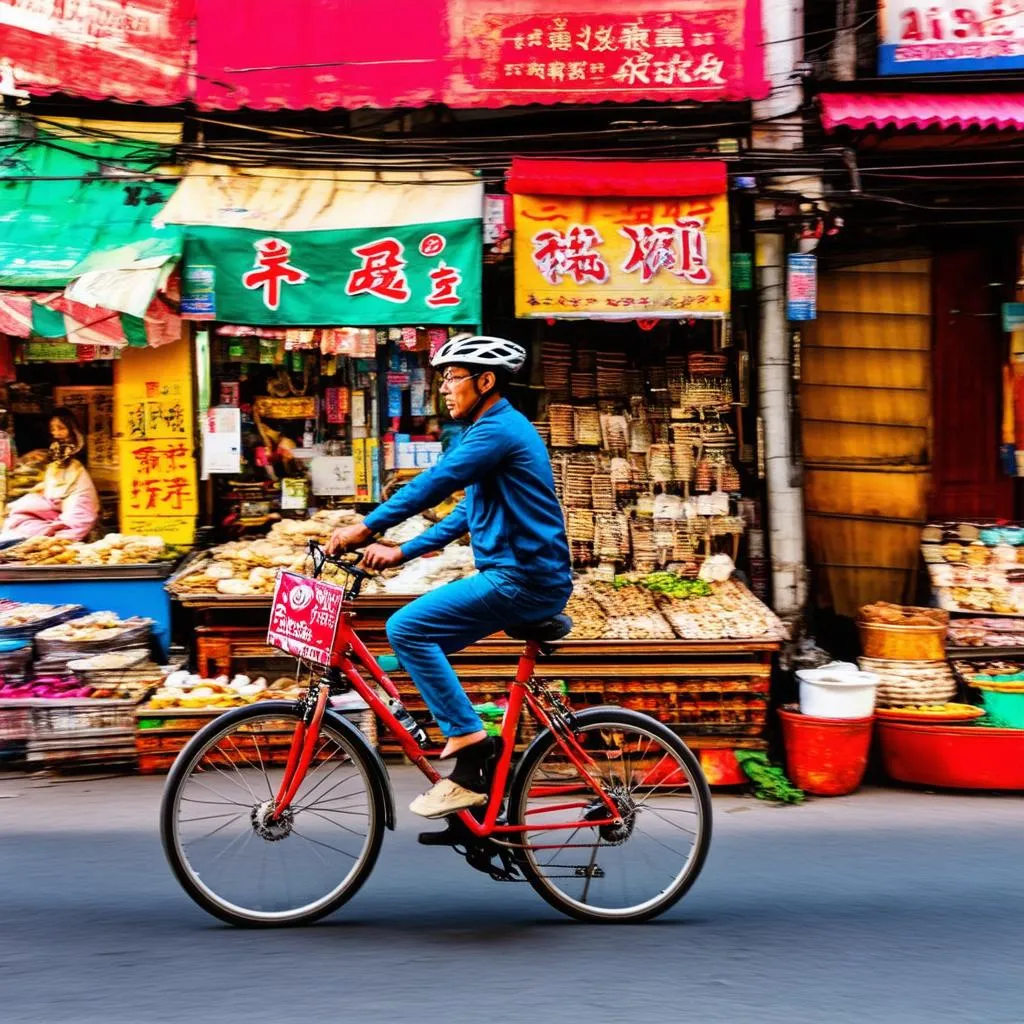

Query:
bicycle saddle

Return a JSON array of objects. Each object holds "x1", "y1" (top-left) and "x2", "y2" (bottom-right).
[{"x1": 505, "y1": 613, "x2": 573, "y2": 643}]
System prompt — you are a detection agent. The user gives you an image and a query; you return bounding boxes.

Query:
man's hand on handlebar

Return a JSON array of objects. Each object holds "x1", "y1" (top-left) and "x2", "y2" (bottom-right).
[
  {"x1": 326, "y1": 523, "x2": 373, "y2": 555},
  {"x1": 362, "y1": 542, "x2": 404, "y2": 571}
]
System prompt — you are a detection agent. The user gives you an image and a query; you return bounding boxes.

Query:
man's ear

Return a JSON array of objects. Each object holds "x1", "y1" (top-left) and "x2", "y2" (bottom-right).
[{"x1": 479, "y1": 370, "x2": 497, "y2": 395}]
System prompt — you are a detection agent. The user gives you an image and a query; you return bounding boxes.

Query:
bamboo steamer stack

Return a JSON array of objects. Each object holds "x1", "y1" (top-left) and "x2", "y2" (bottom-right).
[{"x1": 857, "y1": 602, "x2": 956, "y2": 706}]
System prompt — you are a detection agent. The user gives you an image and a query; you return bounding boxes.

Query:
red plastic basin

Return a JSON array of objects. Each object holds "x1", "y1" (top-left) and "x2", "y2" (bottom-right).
[
  {"x1": 779, "y1": 707, "x2": 874, "y2": 796},
  {"x1": 877, "y1": 720, "x2": 1024, "y2": 790}
]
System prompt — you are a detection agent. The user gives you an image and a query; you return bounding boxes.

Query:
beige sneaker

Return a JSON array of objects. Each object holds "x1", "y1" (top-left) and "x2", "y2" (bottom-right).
[{"x1": 409, "y1": 779, "x2": 487, "y2": 819}]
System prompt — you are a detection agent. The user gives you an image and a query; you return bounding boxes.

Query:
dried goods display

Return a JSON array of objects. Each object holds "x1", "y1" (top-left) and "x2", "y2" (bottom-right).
[
  {"x1": 168, "y1": 510, "x2": 459, "y2": 598},
  {"x1": 0, "y1": 602, "x2": 84, "y2": 636},
  {"x1": 874, "y1": 704, "x2": 985, "y2": 724},
  {"x1": 922, "y1": 522, "x2": 1024, "y2": 614},
  {"x1": 35, "y1": 613, "x2": 153, "y2": 648},
  {"x1": 144, "y1": 672, "x2": 305, "y2": 710},
  {"x1": 952, "y1": 659, "x2": 1024, "y2": 684},
  {"x1": 534, "y1": 334, "x2": 748, "y2": 573},
  {"x1": 948, "y1": 618, "x2": 1024, "y2": 648},
  {"x1": 565, "y1": 573, "x2": 784, "y2": 643},
  {"x1": 859, "y1": 602, "x2": 948, "y2": 627},
  {"x1": 0, "y1": 534, "x2": 172, "y2": 567}
]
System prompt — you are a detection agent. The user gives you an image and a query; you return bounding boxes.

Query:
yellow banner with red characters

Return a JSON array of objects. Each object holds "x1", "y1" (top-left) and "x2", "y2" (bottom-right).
[{"x1": 513, "y1": 193, "x2": 730, "y2": 319}]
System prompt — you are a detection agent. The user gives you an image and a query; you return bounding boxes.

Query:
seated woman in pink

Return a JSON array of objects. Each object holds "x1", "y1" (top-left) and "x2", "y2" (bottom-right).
[{"x1": 3, "y1": 409, "x2": 99, "y2": 542}]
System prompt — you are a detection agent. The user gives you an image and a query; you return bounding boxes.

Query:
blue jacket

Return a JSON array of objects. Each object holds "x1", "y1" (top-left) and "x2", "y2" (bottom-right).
[{"x1": 362, "y1": 398, "x2": 572, "y2": 585}]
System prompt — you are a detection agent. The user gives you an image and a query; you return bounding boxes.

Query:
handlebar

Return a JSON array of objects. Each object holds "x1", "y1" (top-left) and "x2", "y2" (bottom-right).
[{"x1": 307, "y1": 540, "x2": 373, "y2": 598}]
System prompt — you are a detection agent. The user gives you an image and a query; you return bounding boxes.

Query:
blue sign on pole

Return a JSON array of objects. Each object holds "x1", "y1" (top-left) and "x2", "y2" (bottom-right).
[
  {"x1": 786, "y1": 253, "x2": 817, "y2": 321},
  {"x1": 1003, "y1": 303, "x2": 1024, "y2": 332},
  {"x1": 181, "y1": 264, "x2": 216, "y2": 320}
]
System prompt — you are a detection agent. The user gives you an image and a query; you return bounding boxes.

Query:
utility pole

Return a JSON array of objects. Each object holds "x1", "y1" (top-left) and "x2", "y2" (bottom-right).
[{"x1": 752, "y1": 0, "x2": 811, "y2": 622}]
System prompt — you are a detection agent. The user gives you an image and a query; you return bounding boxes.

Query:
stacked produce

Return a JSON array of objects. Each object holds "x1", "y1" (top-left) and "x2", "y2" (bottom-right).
[
  {"x1": 922, "y1": 521, "x2": 1024, "y2": 614},
  {"x1": 563, "y1": 572, "x2": 785, "y2": 642},
  {"x1": 857, "y1": 602, "x2": 956, "y2": 708},
  {"x1": 361, "y1": 544, "x2": 475, "y2": 597},
  {"x1": 168, "y1": 509, "x2": 464, "y2": 598},
  {"x1": 0, "y1": 534, "x2": 172, "y2": 567},
  {"x1": 0, "y1": 601, "x2": 84, "y2": 639},
  {"x1": 947, "y1": 618, "x2": 1024, "y2": 648},
  {"x1": 144, "y1": 671, "x2": 304, "y2": 710},
  {"x1": 33, "y1": 613, "x2": 154, "y2": 675}
]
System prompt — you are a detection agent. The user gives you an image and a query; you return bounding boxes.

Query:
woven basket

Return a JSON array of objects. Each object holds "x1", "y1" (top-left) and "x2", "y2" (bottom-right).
[{"x1": 858, "y1": 657, "x2": 957, "y2": 706}]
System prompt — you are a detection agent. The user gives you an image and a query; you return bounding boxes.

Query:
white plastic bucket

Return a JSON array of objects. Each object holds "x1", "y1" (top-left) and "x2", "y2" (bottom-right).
[{"x1": 797, "y1": 663, "x2": 879, "y2": 719}]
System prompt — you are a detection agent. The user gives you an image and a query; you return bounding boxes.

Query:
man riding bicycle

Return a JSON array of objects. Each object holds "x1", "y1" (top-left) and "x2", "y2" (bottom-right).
[{"x1": 328, "y1": 334, "x2": 573, "y2": 819}]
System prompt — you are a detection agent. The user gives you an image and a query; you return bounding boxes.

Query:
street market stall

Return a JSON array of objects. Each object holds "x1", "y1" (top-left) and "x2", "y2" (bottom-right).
[
  {"x1": 165, "y1": 509, "x2": 784, "y2": 782},
  {"x1": 0, "y1": 602, "x2": 176, "y2": 768},
  {"x1": 835, "y1": 522, "x2": 1024, "y2": 791}
]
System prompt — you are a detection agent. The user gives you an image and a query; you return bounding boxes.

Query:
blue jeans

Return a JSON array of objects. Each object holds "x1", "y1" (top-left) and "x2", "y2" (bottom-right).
[{"x1": 385, "y1": 569, "x2": 572, "y2": 737}]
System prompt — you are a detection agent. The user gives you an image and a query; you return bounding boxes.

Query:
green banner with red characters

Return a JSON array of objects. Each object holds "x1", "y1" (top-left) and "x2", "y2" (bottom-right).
[{"x1": 182, "y1": 220, "x2": 481, "y2": 326}]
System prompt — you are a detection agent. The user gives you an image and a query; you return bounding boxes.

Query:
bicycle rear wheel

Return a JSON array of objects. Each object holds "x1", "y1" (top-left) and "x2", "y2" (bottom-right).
[
  {"x1": 507, "y1": 707, "x2": 712, "y2": 923},
  {"x1": 161, "y1": 701, "x2": 385, "y2": 927}
]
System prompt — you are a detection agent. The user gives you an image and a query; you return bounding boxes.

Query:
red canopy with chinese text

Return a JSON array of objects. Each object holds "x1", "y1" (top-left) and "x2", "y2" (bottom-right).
[
  {"x1": 0, "y1": 0, "x2": 193, "y2": 105},
  {"x1": 195, "y1": 0, "x2": 768, "y2": 111}
]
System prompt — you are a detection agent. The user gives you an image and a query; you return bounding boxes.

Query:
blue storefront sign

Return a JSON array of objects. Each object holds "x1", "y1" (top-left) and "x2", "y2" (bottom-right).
[
  {"x1": 786, "y1": 254, "x2": 817, "y2": 322},
  {"x1": 879, "y1": 1, "x2": 1024, "y2": 76}
]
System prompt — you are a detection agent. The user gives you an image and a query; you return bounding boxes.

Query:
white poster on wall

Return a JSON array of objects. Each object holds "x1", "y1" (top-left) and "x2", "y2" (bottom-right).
[{"x1": 201, "y1": 406, "x2": 242, "y2": 478}]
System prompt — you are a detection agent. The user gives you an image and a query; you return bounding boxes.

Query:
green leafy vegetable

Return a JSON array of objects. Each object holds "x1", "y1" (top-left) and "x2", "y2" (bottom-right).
[
  {"x1": 735, "y1": 751, "x2": 805, "y2": 805},
  {"x1": 613, "y1": 571, "x2": 712, "y2": 599}
]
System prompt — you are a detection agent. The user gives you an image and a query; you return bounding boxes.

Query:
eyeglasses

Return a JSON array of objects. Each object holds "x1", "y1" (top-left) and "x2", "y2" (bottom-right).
[{"x1": 439, "y1": 371, "x2": 481, "y2": 389}]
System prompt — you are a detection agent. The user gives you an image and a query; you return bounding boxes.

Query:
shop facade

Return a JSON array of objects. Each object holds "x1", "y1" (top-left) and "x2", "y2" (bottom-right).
[{"x1": 0, "y1": 0, "x2": 795, "y2": 779}]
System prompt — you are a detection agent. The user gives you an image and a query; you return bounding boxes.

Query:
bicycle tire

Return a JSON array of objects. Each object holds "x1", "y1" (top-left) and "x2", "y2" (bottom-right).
[
  {"x1": 507, "y1": 706, "x2": 713, "y2": 923},
  {"x1": 161, "y1": 701, "x2": 386, "y2": 927}
]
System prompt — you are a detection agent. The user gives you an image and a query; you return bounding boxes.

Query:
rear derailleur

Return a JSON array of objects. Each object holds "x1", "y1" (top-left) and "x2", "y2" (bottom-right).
[{"x1": 418, "y1": 811, "x2": 521, "y2": 883}]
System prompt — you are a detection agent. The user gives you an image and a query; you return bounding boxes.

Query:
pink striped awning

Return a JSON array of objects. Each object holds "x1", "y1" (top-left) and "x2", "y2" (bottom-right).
[{"x1": 819, "y1": 93, "x2": 1024, "y2": 133}]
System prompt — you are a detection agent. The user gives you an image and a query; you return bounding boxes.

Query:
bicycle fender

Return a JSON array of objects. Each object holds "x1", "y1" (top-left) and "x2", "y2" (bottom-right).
[{"x1": 324, "y1": 709, "x2": 396, "y2": 830}]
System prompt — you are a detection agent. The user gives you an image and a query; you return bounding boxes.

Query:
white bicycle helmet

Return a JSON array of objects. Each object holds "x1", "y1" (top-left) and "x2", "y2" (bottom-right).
[{"x1": 430, "y1": 333, "x2": 527, "y2": 375}]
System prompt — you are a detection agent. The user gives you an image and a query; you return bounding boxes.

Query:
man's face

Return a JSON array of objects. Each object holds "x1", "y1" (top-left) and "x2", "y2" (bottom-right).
[{"x1": 438, "y1": 366, "x2": 495, "y2": 419}]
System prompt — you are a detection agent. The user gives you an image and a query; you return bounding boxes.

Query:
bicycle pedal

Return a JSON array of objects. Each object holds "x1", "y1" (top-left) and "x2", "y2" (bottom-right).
[{"x1": 417, "y1": 815, "x2": 473, "y2": 847}]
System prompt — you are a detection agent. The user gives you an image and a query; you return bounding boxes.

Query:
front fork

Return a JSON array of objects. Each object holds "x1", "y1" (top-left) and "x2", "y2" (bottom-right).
[{"x1": 271, "y1": 680, "x2": 330, "y2": 820}]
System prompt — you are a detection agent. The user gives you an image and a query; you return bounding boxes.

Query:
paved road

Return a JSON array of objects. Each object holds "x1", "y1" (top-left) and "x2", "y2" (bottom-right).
[{"x1": 1, "y1": 769, "x2": 1021, "y2": 1024}]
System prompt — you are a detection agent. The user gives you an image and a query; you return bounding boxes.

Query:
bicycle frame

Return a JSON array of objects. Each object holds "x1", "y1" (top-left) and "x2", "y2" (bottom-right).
[{"x1": 272, "y1": 606, "x2": 622, "y2": 840}]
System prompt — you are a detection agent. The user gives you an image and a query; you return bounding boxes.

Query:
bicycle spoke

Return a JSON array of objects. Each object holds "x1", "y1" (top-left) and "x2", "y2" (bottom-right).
[
  {"x1": 185, "y1": 777, "x2": 252, "y2": 808},
  {"x1": 303, "y1": 809, "x2": 370, "y2": 841},
  {"x1": 514, "y1": 717, "x2": 709, "y2": 920},
  {"x1": 291, "y1": 828, "x2": 359, "y2": 860},
  {"x1": 167, "y1": 711, "x2": 379, "y2": 924}
]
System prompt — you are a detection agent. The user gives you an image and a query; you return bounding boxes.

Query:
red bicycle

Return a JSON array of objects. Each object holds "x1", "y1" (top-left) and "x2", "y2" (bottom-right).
[{"x1": 160, "y1": 542, "x2": 712, "y2": 925}]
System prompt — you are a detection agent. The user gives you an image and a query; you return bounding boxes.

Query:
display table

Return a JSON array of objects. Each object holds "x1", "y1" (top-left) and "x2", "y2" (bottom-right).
[
  {"x1": 0, "y1": 564, "x2": 176, "y2": 660},
  {"x1": 173, "y1": 592, "x2": 777, "y2": 784}
]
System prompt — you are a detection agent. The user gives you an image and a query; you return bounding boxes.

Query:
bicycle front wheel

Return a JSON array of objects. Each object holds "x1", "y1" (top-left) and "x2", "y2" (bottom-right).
[
  {"x1": 161, "y1": 702, "x2": 385, "y2": 927},
  {"x1": 507, "y1": 707, "x2": 712, "y2": 923}
]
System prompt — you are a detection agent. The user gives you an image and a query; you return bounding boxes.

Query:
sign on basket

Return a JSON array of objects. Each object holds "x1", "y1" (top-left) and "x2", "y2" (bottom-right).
[{"x1": 267, "y1": 571, "x2": 347, "y2": 666}]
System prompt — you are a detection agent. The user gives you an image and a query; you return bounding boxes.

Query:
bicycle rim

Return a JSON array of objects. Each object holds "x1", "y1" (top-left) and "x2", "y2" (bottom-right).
[
  {"x1": 511, "y1": 712, "x2": 711, "y2": 922},
  {"x1": 164, "y1": 706, "x2": 381, "y2": 925}
]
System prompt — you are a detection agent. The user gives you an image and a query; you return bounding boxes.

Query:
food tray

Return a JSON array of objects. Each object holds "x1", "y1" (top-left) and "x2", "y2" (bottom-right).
[
  {"x1": 875, "y1": 705, "x2": 985, "y2": 724},
  {"x1": 0, "y1": 604, "x2": 86, "y2": 640},
  {"x1": 0, "y1": 562, "x2": 176, "y2": 582}
]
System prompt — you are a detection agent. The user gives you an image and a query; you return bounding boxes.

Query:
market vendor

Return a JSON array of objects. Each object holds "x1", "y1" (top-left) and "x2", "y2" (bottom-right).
[{"x1": 1, "y1": 408, "x2": 99, "y2": 541}]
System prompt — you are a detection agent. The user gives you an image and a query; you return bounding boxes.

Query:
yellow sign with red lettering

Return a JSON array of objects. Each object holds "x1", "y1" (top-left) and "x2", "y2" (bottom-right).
[
  {"x1": 513, "y1": 192, "x2": 730, "y2": 319},
  {"x1": 114, "y1": 340, "x2": 198, "y2": 545}
]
